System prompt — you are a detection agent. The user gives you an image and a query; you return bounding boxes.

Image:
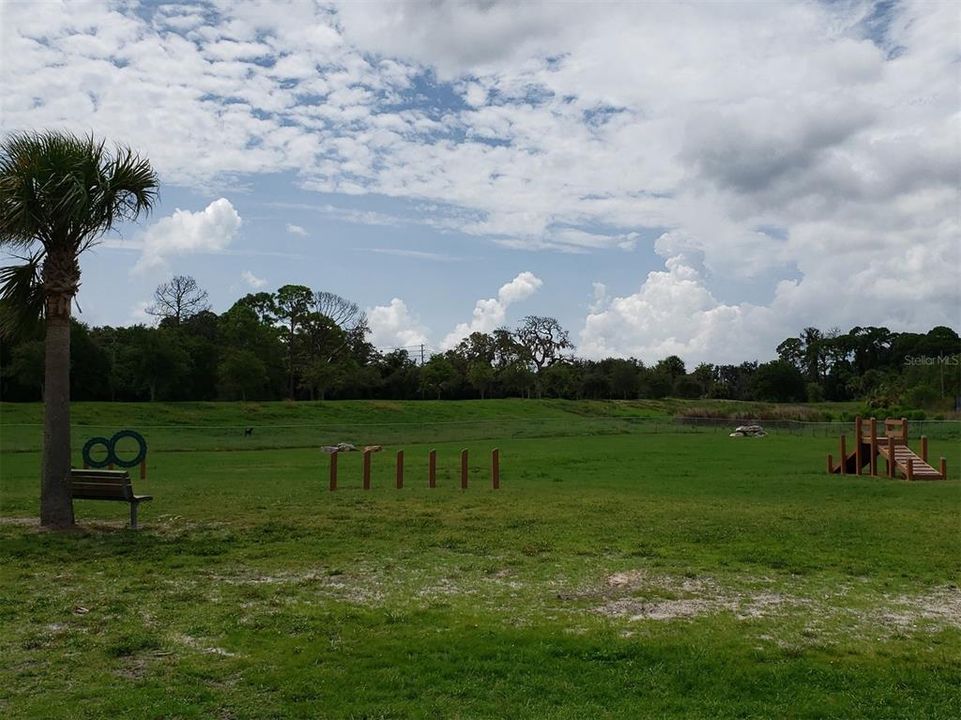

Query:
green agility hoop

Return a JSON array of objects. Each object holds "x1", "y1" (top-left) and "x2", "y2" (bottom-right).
[
  {"x1": 82, "y1": 430, "x2": 148, "y2": 469},
  {"x1": 81, "y1": 436, "x2": 113, "y2": 468}
]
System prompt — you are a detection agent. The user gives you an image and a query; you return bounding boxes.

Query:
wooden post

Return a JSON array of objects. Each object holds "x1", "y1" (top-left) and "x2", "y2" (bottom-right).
[
  {"x1": 887, "y1": 435, "x2": 895, "y2": 478},
  {"x1": 428, "y1": 449, "x2": 436, "y2": 488},
  {"x1": 363, "y1": 449, "x2": 371, "y2": 490},
  {"x1": 901, "y1": 417, "x2": 908, "y2": 444},
  {"x1": 869, "y1": 418, "x2": 878, "y2": 476},
  {"x1": 492, "y1": 448, "x2": 500, "y2": 489},
  {"x1": 329, "y1": 452, "x2": 338, "y2": 491},
  {"x1": 854, "y1": 416, "x2": 863, "y2": 474},
  {"x1": 940, "y1": 457, "x2": 947, "y2": 480},
  {"x1": 920, "y1": 436, "x2": 928, "y2": 463},
  {"x1": 827, "y1": 453, "x2": 834, "y2": 474},
  {"x1": 906, "y1": 457, "x2": 914, "y2": 482},
  {"x1": 839, "y1": 434, "x2": 847, "y2": 475},
  {"x1": 461, "y1": 449, "x2": 468, "y2": 490},
  {"x1": 396, "y1": 450, "x2": 404, "y2": 489},
  {"x1": 140, "y1": 458, "x2": 146, "y2": 480}
]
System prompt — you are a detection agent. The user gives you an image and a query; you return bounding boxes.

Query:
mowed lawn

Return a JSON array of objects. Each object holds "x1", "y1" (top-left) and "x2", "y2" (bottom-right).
[{"x1": 1, "y1": 404, "x2": 959, "y2": 719}]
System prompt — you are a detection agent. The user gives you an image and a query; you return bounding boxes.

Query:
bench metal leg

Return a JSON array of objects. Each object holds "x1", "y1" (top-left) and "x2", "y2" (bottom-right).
[{"x1": 129, "y1": 502, "x2": 139, "y2": 530}]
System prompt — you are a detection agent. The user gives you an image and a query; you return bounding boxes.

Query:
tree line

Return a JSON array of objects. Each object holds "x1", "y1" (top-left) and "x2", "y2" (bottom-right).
[{"x1": 2, "y1": 275, "x2": 958, "y2": 408}]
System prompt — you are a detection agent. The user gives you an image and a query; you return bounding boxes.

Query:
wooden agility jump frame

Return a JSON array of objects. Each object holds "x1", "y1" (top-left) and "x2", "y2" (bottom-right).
[{"x1": 327, "y1": 448, "x2": 501, "y2": 490}]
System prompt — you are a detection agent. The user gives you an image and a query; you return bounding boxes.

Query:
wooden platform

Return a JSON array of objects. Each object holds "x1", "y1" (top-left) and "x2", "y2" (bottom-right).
[{"x1": 877, "y1": 444, "x2": 946, "y2": 480}]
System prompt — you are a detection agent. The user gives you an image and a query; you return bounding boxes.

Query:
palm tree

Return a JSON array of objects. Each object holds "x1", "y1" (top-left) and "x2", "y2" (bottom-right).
[{"x1": 0, "y1": 131, "x2": 158, "y2": 529}]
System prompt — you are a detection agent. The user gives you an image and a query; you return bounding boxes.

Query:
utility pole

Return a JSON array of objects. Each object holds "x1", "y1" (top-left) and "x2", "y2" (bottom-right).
[{"x1": 420, "y1": 344, "x2": 425, "y2": 365}]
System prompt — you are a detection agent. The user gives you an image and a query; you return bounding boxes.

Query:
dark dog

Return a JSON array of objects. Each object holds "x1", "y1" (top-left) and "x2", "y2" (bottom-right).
[{"x1": 244, "y1": 427, "x2": 254, "y2": 437}]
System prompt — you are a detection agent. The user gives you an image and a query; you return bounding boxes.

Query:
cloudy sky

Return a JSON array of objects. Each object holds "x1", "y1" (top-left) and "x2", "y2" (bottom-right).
[{"x1": 1, "y1": 0, "x2": 958, "y2": 364}]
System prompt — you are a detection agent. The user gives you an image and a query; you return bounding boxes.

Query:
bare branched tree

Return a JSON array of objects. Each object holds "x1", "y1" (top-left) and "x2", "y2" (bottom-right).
[
  {"x1": 148, "y1": 275, "x2": 210, "y2": 324},
  {"x1": 314, "y1": 290, "x2": 364, "y2": 331}
]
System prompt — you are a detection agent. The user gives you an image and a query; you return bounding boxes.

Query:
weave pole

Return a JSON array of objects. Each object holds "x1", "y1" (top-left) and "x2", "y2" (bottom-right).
[
  {"x1": 461, "y1": 449, "x2": 468, "y2": 490},
  {"x1": 363, "y1": 449, "x2": 372, "y2": 490},
  {"x1": 396, "y1": 450, "x2": 404, "y2": 489},
  {"x1": 428, "y1": 449, "x2": 436, "y2": 488},
  {"x1": 329, "y1": 452, "x2": 338, "y2": 491},
  {"x1": 492, "y1": 448, "x2": 500, "y2": 490}
]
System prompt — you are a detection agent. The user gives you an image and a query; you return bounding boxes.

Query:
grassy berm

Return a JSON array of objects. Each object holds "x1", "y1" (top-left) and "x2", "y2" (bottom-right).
[{"x1": 1, "y1": 400, "x2": 959, "y2": 719}]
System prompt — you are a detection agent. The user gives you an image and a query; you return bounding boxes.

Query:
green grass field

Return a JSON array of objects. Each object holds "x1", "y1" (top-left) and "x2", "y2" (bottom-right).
[{"x1": 1, "y1": 401, "x2": 959, "y2": 719}]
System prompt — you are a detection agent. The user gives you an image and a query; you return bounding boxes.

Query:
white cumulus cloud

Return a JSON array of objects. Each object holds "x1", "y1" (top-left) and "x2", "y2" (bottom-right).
[
  {"x1": 442, "y1": 271, "x2": 543, "y2": 349},
  {"x1": 286, "y1": 223, "x2": 308, "y2": 237},
  {"x1": 241, "y1": 270, "x2": 267, "y2": 289},
  {"x1": 133, "y1": 198, "x2": 241, "y2": 274},
  {"x1": 367, "y1": 298, "x2": 429, "y2": 348},
  {"x1": 5, "y1": 1, "x2": 958, "y2": 347},
  {"x1": 580, "y1": 256, "x2": 778, "y2": 365}
]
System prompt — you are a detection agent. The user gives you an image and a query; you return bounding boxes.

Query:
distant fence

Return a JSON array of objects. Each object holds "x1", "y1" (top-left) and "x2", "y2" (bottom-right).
[
  {"x1": 2, "y1": 416, "x2": 959, "y2": 454},
  {"x1": 672, "y1": 416, "x2": 961, "y2": 440}
]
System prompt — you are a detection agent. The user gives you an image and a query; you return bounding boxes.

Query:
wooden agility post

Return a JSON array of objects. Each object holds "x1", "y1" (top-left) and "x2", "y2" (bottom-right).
[
  {"x1": 887, "y1": 435, "x2": 895, "y2": 478},
  {"x1": 906, "y1": 456, "x2": 914, "y2": 482},
  {"x1": 461, "y1": 449, "x2": 468, "y2": 489},
  {"x1": 839, "y1": 434, "x2": 847, "y2": 475},
  {"x1": 329, "y1": 452, "x2": 338, "y2": 491},
  {"x1": 492, "y1": 448, "x2": 500, "y2": 489},
  {"x1": 363, "y1": 449, "x2": 371, "y2": 490},
  {"x1": 869, "y1": 418, "x2": 878, "y2": 476},
  {"x1": 140, "y1": 458, "x2": 146, "y2": 480},
  {"x1": 940, "y1": 457, "x2": 947, "y2": 479},
  {"x1": 921, "y1": 436, "x2": 928, "y2": 463},
  {"x1": 396, "y1": 450, "x2": 404, "y2": 489},
  {"x1": 827, "y1": 453, "x2": 834, "y2": 474},
  {"x1": 854, "y1": 416, "x2": 862, "y2": 474},
  {"x1": 428, "y1": 449, "x2": 436, "y2": 488}
]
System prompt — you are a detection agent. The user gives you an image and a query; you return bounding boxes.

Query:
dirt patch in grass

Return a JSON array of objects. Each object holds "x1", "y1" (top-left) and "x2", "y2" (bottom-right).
[
  {"x1": 172, "y1": 633, "x2": 237, "y2": 657},
  {"x1": 876, "y1": 586, "x2": 961, "y2": 631},
  {"x1": 594, "y1": 590, "x2": 798, "y2": 622},
  {"x1": 591, "y1": 570, "x2": 798, "y2": 622},
  {"x1": 597, "y1": 597, "x2": 725, "y2": 621},
  {"x1": 594, "y1": 570, "x2": 961, "y2": 629}
]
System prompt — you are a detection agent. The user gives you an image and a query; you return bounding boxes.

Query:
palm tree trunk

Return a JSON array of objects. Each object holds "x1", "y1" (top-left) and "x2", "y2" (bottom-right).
[{"x1": 41, "y1": 309, "x2": 74, "y2": 528}]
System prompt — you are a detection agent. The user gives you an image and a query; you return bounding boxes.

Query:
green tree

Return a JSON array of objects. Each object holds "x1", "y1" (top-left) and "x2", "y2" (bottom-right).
[
  {"x1": 467, "y1": 361, "x2": 495, "y2": 399},
  {"x1": 218, "y1": 350, "x2": 268, "y2": 401},
  {"x1": 4, "y1": 339, "x2": 44, "y2": 397},
  {"x1": 0, "y1": 131, "x2": 157, "y2": 528},
  {"x1": 134, "y1": 328, "x2": 191, "y2": 401},
  {"x1": 420, "y1": 355, "x2": 457, "y2": 399},
  {"x1": 273, "y1": 284, "x2": 314, "y2": 399},
  {"x1": 515, "y1": 315, "x2": 573, "y2": 372},
  {"x1": 691, "y1": 362, "x2": 716, "y2": 397},
  {"x1": 751, "y1": 360, "x2": 806, "y2": 403}
]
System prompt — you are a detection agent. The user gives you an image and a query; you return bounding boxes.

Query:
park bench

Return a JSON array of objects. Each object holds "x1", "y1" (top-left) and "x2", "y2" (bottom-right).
[{"x1": 68, "y1": 469, "x2": 153, "y2": 529}]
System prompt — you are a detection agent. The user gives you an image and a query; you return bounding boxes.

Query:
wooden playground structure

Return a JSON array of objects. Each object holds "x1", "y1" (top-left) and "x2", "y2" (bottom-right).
[{"x1": 827, "y1": 416, "x2": 948, "y2": 481}]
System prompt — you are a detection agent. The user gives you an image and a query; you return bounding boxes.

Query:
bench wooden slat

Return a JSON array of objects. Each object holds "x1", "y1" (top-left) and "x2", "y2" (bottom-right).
[{"x1": 68, "y1": 469, "x2": 152, "y2": 528}]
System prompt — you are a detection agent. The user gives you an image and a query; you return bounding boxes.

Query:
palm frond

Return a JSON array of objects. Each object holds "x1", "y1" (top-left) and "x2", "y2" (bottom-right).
[
  {"x1": 0, "y1": 251, "x2": 45, "y2": 339},
  {"x1": 0, "y1": 130, "x2": 159, "y2": 254}
]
